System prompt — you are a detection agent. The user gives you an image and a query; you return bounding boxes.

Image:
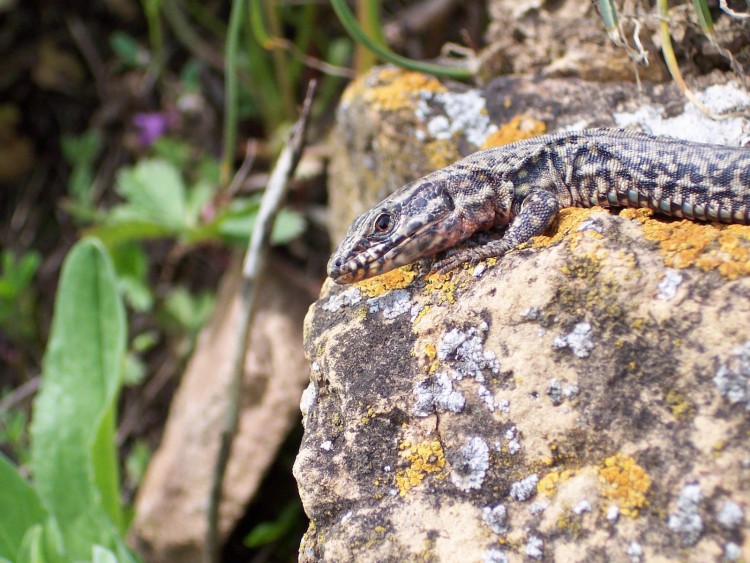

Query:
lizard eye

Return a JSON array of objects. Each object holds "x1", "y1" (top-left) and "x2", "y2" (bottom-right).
[{"x1": 373, "y1": 212, "x2": 392, "y2": 233}]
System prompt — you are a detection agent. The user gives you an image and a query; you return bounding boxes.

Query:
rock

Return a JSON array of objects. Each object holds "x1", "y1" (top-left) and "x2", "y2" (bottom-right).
[
  {"x1": 482, "y1": 0, "x2": 669, "y2": 82},
  {"x1": 295, "y1": 67, "x2": 750, "y2": 561},
  {"x1": 131, "y1": 260, "x2": 311, "y2": 562},
  {"x1": 297, "y1": 204, "x2": 750, "y2": 561}
]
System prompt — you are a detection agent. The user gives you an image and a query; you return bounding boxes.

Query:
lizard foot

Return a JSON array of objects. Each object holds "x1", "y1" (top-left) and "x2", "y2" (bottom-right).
[{"x1": 432, "y1": 241, "x2": 512, "y2": 275}]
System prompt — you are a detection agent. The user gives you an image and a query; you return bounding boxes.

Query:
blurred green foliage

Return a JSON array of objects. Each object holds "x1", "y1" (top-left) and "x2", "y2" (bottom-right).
[{"x1": 1, "y1": 240, "x2": 139, "y2": 563}]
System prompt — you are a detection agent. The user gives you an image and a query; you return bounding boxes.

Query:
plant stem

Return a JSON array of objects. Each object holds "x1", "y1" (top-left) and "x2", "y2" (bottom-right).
[
  {"x1": 221, "y1": 0, "x2": 245, "y2": 185},
  {"x1": 329, "y1": 0, "x2": 474, "y2": 79}
]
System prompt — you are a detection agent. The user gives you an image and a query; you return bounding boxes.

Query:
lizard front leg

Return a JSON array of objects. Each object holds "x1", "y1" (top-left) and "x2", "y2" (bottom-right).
[{"x1": 433, "y1": 189, "x2": 561, "y2": 274}]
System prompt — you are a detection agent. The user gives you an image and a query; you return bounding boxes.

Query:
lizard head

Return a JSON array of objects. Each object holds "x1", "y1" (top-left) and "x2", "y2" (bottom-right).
[{"x1": 327, "y1": 179, "x2": 458, "y2": 284}]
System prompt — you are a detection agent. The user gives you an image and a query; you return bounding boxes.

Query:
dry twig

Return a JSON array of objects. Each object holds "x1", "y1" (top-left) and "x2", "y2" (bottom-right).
[{"x1": 202, "y1": 80, "x2": 317, "y2": 563}]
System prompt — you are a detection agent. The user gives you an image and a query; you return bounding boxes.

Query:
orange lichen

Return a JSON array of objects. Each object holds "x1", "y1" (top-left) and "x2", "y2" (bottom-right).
[
  {"x1": 481, "y1": 115, "x2": 547, "y2": 149},
  {"x1": 395, "y1": 440, "x2": 446, "y2": 496},
  {"x1": 345, "y1": 68, "x2": 446, "y2": 112},
  {"x1": 355, "y1": 266, "x2": 420, "y2": 297},
  {"x1": 599, "y1": 453, "x2": 651, "y2": 517},
  {"x1": 423, "y1": 270, "x2": 458, "y2": 304},
  {"x1": 422, "y1": 342, "x2": 439, "y2": 374},
  {"x1": 530, "y1": 207, "x2": 604, "y2": 250},
  {"x1": 621, "y1": 208, "x2": 750, "y2": 279}
]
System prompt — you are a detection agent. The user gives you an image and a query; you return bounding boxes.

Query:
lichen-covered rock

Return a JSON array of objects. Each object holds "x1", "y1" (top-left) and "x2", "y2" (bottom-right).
[
  {"x1": 297, "y1": 67, "x2": 750, "y2": 561},
  {"x1": 296, "y1": 206, "x2": 750, "y2": 561}
]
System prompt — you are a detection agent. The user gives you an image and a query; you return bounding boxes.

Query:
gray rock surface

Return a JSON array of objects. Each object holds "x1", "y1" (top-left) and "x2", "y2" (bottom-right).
[{"x1": 296, "y1": 66, "x2": 750, "y2": 561}]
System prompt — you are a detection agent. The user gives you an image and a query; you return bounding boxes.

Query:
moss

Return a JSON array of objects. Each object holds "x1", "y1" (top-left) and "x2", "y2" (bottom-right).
[
  {"x1": 481, "y1": 115, "x2": 547, "y2": 149},
  {"x1": 598, "y1": 453, "x2": 651, "y2": 517},
  {"x1": 395, "y1": 439, "x2": 447, "y2": 496},
  {"x1": 621, "y1": 208, "x2": 750, "y2": 279}
]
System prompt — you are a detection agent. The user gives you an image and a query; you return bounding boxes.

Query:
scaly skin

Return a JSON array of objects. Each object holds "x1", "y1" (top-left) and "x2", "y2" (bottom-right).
[{"x1": 328, "y1": 128, "x2": 750, "y2": 284}]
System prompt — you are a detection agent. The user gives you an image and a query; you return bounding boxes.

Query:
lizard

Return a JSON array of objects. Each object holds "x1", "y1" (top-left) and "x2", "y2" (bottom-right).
[{"x1": 327, "y1": 128, "x2": 750, "y2": 284}]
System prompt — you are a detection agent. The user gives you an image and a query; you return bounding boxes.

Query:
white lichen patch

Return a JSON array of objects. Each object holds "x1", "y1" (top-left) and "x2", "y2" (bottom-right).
[
  {"x1": 482, "y1": 549, "x2": 508, "y2": 563},
  {"x1": 413, "y1": 372, "x2": 466, "y2": 417},
  {"x1": 668, "y1": 483, "x2": 704, "y2": 546},
  {"x1": 627, "y1": 541, "x2": 643, "y2": 562},
  {"x1": 322, "y1": 286, "x2": 362, "y2": 312},
  {"x1": 613, "y1": 82, "x2": 750, "y2": 145},
  {"x1": 509, "y1": 473, "x2": 539, "y2": 501},
  {"x1": 438, "y1": 325, "x2": 500, "y2": 382},
  {"x1": 449, "y1": 436, "x2": 490, "y2": 491},
  {"x1": 713, "y1": 342, "x2": 750, "y2": 409},
  {"x1": 657, "y1": 269, "x2": 683, "y2": 301},
  {"x1": 717, "y1": 500, "x2": 744, "y2": 530},
  {"x1": 472, "y1": 263, "x2": 488, "y2": 277},
  {"x1": 572, "y1": 500, "x2": 592, "y2": 515},
  {"x1": 416, "y1": 89, "x2": 498, "y2": 147},
  {"x1": 299, "y1": 381, "x2": 318, "y2": 422},
  {"x1": 482, "y1": 504, "x2": 508, "y2": 534},
  {"x1": 525, "y1": 535, "x2": 544, "y2": 560},
  {"x1": 529, "y1": 500, "x2": 549, "y2": 515},
  {"x1": 367, "y1": 289, "x2": 412, "y2": 319},
  {"x1": 477, "y1": 383, "x2": 496, "y2": 411},
  {"x1": 725, "y1": 542, "x2": 742, "y2": 560},
  {"x1": 553, "y1": 321, "x2": 594, "y2": 358},
  {"x1": 606, "y1": 505, "x2": 620, "y2": 522}
]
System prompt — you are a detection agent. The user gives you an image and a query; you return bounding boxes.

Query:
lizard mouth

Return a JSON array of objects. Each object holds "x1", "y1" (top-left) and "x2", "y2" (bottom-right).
[
  {"x1": 328, "y1": 233, "x2": 412, "y2": 284},
  {"x1": 328, "y1": 214, "x2": 457, "y2": 284}
]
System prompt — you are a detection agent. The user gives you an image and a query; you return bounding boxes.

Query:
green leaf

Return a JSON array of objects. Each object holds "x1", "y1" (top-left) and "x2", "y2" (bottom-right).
[
  {"x1": 0, "y1": 250, "x2": 40, "y2": 298},
  {"x1": 61, "y1": 131, "x2": 101, "y2": 168},
  {"x1": 0, "y1": 408, "x2": 30, "y2": 466},
  {"x1": 122, "y1": 352, "x2": 147, "y2": 386},
  {"x1": 0, "y1": 454, "x2": 47, "y2": 561},
  {"x1": 61, "y1": 131, "x2": 102, "y2": 208},
  {"x1": 243, "y1": 502, "x2": 300, "y2": 548},
  {"x1": 184, "y1": 179, "x2": 215, "y2": 227},
  {"x1": 15, "y1": 525, "x2": 46, "y2": 563},
  {"x1": 92, "y1": 545, "x2": 118, "y2": 563},
  {"x1": 86, "y1": 219, "x2": 176, "y2": 248},
  {"x1": 124, "y1": 441, "x2": 151, "y2": 488},
  {"x1": 216, "y1": 200, "x2": 305, "y2": 246},
  {"x1": 161, "y1": 287, "x2": 215, "y2": 334},
  {"x1": 115, "y1": 159, "x2": 187, "y2": 231},
  {"x1": 109, "y1": 31, "x2": 149, "y2": 68},
  {"x1": 109, "y1": 243, "x2": 153, "y2": 312},
  {"x1": 151, "y1": 138, "x2": 190, "y2": 171},
  {"x1": 29, "y1": 239, "x2": 131, "y2": 560}
]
